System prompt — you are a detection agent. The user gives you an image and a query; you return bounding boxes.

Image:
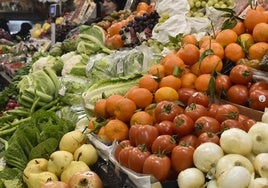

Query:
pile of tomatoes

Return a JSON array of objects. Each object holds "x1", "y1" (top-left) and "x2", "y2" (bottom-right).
[{"x1": 112, "y1": 92, "x2": 257, "y2": 182}]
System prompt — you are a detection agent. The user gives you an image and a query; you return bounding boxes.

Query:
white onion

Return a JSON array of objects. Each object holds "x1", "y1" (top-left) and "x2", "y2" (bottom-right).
[
  {"x1": 248, "y1": 122, "x2": 268, "y2": 154},
  {"x1": 261, "y1": 108, "x2": 268, "y2": 123},
  {"x1": 220, "y1": 128, "x2": 252, "y2": 155},
  {"x1": 206, "y1": 179, "x2": 218, "y2": 188},
  {"x1": 248, "y1": 177, "x2": 268, "y2": 188},
  {"x1": 215, "y1": 154, "x2": 254, "y2": 178},
  {"x1": 177, "y1": 167, "x2": 205, "y2": 188},
  {"x1": 193, "y1": 142, "x2": 224, "y2": 173},
  {"x1": 253, "y1": 153, "x2": 268, "y2": 178},
  {"x1": 217, "y1": 166, "x2": 251, "y2": 188}
]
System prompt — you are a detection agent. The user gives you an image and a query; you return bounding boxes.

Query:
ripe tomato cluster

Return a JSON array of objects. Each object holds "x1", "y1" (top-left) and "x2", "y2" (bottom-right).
[
  {"x1": 112, "y1": 92, "x2": 257, "y2": 182},
  {"x1": 215, "y1": 64, "x2": 268, "y2": 111}
]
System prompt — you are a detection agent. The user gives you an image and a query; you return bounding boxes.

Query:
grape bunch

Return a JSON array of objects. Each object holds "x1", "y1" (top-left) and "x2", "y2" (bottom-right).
[
  {"x1": 55, "y1": 23, "x2": 77, "y2": 42},
  {"x1": 186, "y1": 0, "x2": 235, "y2": 17},
  {"x1": 119, "y1": 10, "x2": 160, "y2": 48}
]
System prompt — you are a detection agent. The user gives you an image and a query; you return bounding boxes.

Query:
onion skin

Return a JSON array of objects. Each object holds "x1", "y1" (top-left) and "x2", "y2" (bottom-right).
[
  {"x1": 248, "y1": 177, "x2": 268, "y2": 188},
  {"x1": 215, "y1": 154, "x2": 254, "y2": 179},
  {"x1": 248, "y1": 122, "x2": 268, "y2": 154},
  {"x1": 253, "y1": 153, "x2": 268, "y2": 178},
  {"x1": 177, "y1": 167, "x2": 205, "y2": 188},
  {"x1": 193, "y1": 142, "x2": 224, "y2": 173},
  {"x1": 217, "y1": 166, "x2": 251, "y2": 188},
  {"x1": 219, "y1": 128, "x2": 252, "y2": 155},
  {"x1": 68, "y1": 171, "x2": 103, "y2": 188}
]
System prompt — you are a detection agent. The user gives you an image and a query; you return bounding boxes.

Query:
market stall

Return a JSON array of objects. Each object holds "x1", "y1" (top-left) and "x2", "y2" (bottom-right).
[{"x1": 0, "y1": 0, "x2": 268, "y2": 187}]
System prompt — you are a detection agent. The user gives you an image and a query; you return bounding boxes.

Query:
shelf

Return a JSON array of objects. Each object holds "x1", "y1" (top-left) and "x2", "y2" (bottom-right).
[{"x1": 0, "y1": 11, "x2": 46, "y2": 21}]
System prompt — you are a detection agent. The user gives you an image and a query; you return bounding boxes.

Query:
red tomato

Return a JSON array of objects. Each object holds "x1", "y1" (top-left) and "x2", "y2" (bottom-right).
[
  {"x1": 143, "y1": 153, "x2": 171, "y2": 182},
  {"x1": 118, "y1": 145, "x2": 134, "y2": 168},
  {"x1": 243, "y1": 118, "x2": 257, "y2": 132},
  {"x1": 135, "y1": 124, "x2": 159, "y2": 151},
  {"x1": 114, "y1": 140, "x2": 131, "y2": 161},
  {"x1": 151, "y1": 135, "x2": 177, "y2": 155},
  {"x1": 128, "y1": 145, "x2": 151, "y2": 173},
  {"x1": 154, "y1": 100, "x2": 184, "y2": 123},
  {"x1": 187, "y1": 91, "x2": 210, "y2": 107},
  {"x1": 196, "y1": 132, "x2": 220, "y2": 147},
  {"x1": 249, "y1": 81, "x2": 268, "y2": 94},
  {"x1": 173, "y1": 113, "x2": 195, "y2": 137},
  {"x1": 171, "y1": 145, "x2": 195, "y2": 174},
  {"x1": 249, "y1": 89, "x2": 268, "y2": 111},
  {"x1": 229, "y1": 64, "x2": 253, "y2": 85},
  {"x1": 184, "y1": 103, "x2": 208, "y2": 122},
  {"x1": 154, "y1": 120, "x2": 174, "y2": 135},
  {"x1": 194, "y1": 116, "x2": 221, "y2": 136},
  {"x1": 227, "y1": 84, "x2": 249, "y2": 106},
  {"x1": 177, "y1": 87, "x2": 197, "y2": 105},
  {"x1": 207, "y1": 103, "x2": 220, "y2": 117},
  {"x1": 178, "y1": 134, "x2": 198, "y2": 148},
  {"x1": 238, "y1": 114, "x2": 249, "y2": 123},
  {"x1": 215, "y1": 74, "x2": 232, "y2": 97},
  {"x1": 220, "y1": 119, "x2": 245, "y2": 132},
  {"x1": 214, "y1": 104, "x2": 240, "y2": 123},
  {"x1": 129, "y1": 124, "x2": 141, "y2": 146}
]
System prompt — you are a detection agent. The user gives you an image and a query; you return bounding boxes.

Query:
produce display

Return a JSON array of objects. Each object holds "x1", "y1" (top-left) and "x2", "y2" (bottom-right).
[{"x1": 0, "y1": 0, "x2": 268, "y2": 187}]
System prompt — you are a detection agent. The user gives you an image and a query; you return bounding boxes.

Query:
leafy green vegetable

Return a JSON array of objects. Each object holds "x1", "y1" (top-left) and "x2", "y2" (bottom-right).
[
  {"x1": 3, "y1": 110, "x2": 75, "y2": 171},
  {"x1": 82, "y1": 74, "x2": 142, "y2": 117},
  {"x1": 48, "y1": 42, "x2": 63, "y2": 57},
  {"x1": 61, "y1": 52, "x2": 89, "y2": 77},
  {"x1": 31, "y1": 55, "x2": 64, "y2": 76},
  {"x1": 0, "y1": 168, "x2": 23, "y2": 188},
  {"x1": 61, "y1": 37, "x2": 79, "y2": 53}
]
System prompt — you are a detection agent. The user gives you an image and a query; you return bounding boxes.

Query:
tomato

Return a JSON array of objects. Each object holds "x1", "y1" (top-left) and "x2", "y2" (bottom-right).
[
  {"x1": 215, "y1": 74, "x2": 232, "y2": 97},
  {"x1": 229, "y1": 64, "x2": 253, "y2": 85},
  {"x1": 129, "y1": 124, "x2": 141, "y2": 146},
  {"x1": 178, "y1": 134, "x2": 198, "y2": 148},
  {"x1": 177, "y1": 87, "x2": 197, "y2": 105},
  {"x1": 196, "y1": 132, "x2": 220, "y2": 147},
  {"x1": 118, "y1": 145, "x2": 134, "y2": 168},
  {"x1": 214, "y1": 104, "x2": 240, "y2": 123},
  {"x1": 238, "y1": 114, "x2": 249, "y2": 123},
  {"x1": 154, "y1": 100, "x2": 184, "y2": 123},
  {"x1": 173, "y1": 113, "x2": 195, "y2": 137},
  {"x1": 128, "y1": 145, "x2": 151, "y2": 173},
  {"x1": 184, "y1": 103, "x2": 208, "y2": 122},
  {"x1": 143, "y1": 153, "x2": 171, "y2": 182},
  {"x1": 171, "y1": 145, "x2": 195, "y2": 174},
  {"x1": 220, "y1": 119, "x2": 245, "y2": 132},
  {"x1": 249, "y1": 81, "x2": 268, "y2": 94},
  {"x1": 249, "y1": 89, "x2": 268, "y2": 111},
  {"x1": 187, "y1": 91, "x2": 210, "y2": 107},
  {"x1": 243, "y1": 118, "x2": 257, "y2": 132},
  {"x1": 207, "y1": 103, "x2": 220, "y2": 117},
  {"x1": 144, "y1": 103, "x2": 157, "y2": 118},
  {"x1": 114, "y1": 140, "x2": 131, "y2": 161},
  {"x1": 227, "y1": 84, "x2": 249, "y2": 106},
  {"x1": 154, "y1": 120, "x2": 174, "y2": 135},
  {"x1": 151, "y1": 135, "x2": 177, "y2": 155},
  {"x1": 194, "y1": 116, "x2": 221, "y2": 136},
  {"x1": 134, "y1": 124, "x2": 159, "y2": 151}
]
